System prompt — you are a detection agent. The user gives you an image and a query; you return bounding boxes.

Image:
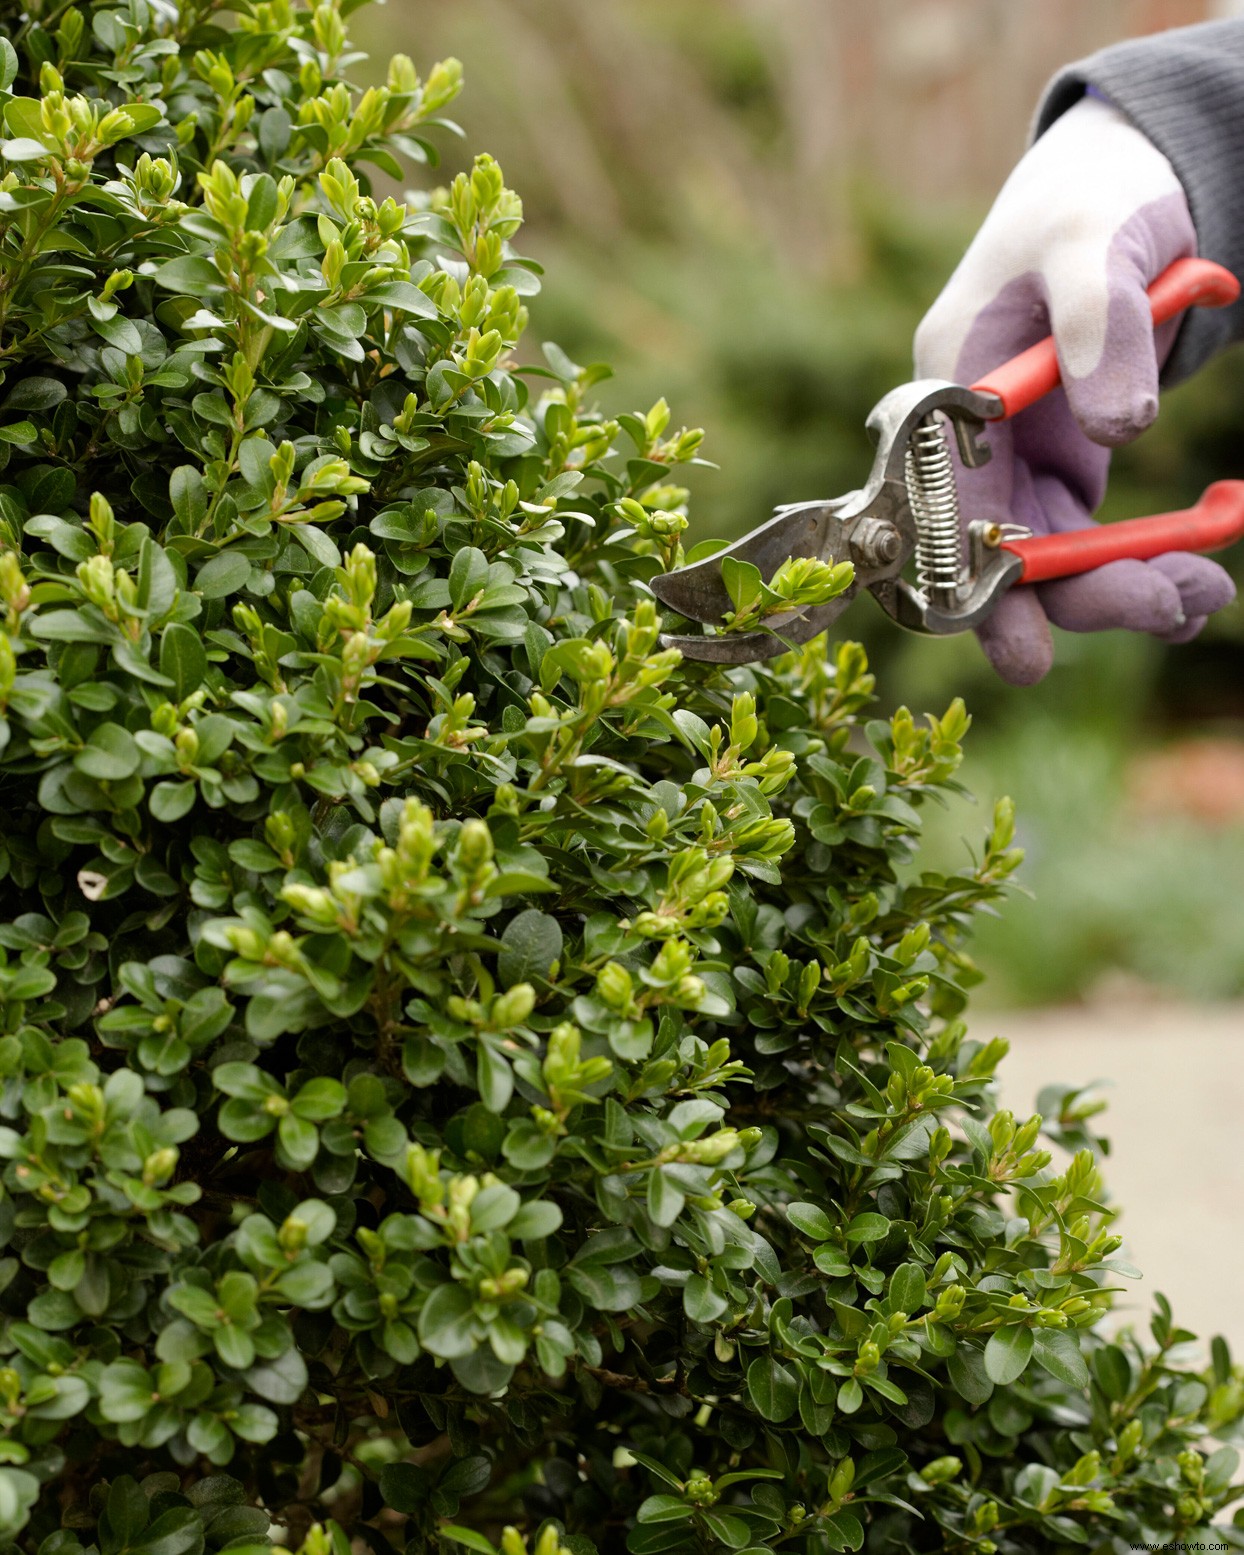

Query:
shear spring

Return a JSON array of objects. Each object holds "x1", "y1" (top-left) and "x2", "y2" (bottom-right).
[{"x1": 905, "y1": 414, "x2": 961, "y2": 599}]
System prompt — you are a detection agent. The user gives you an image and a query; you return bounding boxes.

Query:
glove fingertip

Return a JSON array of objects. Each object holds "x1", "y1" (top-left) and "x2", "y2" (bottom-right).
[
  {"x1": 976, "y1": 590, "x2": 1054, "y2": 685},
  {"x1": 1155, "y1": 613, "x2": 1208, "y2": 646},
  {"x1": 1146, "y1": 552, "x2": 1237, "y2": 618},
  {"x1": 1039, "y1": 560, "x2": 1184, "y2": 636}
]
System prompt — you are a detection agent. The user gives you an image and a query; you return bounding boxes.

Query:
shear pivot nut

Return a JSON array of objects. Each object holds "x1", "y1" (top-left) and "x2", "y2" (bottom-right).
[{"x1": 851, "y1": 518, "x2": 902, "y2": 568}]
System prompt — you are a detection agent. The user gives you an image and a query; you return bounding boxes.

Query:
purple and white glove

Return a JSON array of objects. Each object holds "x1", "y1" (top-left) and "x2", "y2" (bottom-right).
[{"x1": 915, "y1": 94, "x2": 1236, "y2": 685}]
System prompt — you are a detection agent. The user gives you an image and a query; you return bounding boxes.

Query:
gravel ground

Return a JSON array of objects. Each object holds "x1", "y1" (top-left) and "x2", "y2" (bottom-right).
[{"x1": 989, "y1": 999, "x2": 1244, "y2": 1353}]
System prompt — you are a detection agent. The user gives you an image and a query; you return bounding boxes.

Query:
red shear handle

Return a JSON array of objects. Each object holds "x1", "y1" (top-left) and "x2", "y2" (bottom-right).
[
  {"x1": 1001, "y1": 481, "x2": 1244, "y2": 584},
  {"x1": 970, "y1": 257, "x2": 1240, "y2": 420}
]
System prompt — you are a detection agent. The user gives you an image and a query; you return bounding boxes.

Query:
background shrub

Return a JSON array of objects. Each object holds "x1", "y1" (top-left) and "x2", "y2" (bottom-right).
[{"x1": 0, "y1": 2, "x2": 1242, "y2": 1551}]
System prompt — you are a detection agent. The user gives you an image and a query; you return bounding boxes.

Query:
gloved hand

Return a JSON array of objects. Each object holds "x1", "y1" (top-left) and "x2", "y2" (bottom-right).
[{"x1": 915, "y1": 93, "x2": 1236, "y2": 684}]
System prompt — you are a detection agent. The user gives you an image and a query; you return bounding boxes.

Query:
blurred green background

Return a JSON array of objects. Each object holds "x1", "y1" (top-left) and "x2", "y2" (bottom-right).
[{"x1": 356, "y1": 0, "x2": 1244, "y2": 1005}]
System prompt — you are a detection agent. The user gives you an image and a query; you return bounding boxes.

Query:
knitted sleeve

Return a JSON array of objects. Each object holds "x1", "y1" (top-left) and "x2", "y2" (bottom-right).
[{"x1": 1035, "y1": 20, "x2": 1244, "y2": 382}]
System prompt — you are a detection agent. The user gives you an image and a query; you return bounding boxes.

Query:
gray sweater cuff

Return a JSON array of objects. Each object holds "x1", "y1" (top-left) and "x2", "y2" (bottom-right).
[{"x1": 1034, "y1": 20, "x2": 1244, "y2": 383}]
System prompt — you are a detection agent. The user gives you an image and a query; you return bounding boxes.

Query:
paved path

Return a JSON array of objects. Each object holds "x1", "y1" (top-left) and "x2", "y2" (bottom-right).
[{"x1": 989, "y1": 1001, "x2": 1244, "y2": 1354}]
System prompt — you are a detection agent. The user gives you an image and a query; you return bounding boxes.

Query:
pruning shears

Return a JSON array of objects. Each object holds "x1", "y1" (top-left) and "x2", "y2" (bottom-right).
[{"x1": 648, "y1": 257, "x2": 1244, "y2": 663}]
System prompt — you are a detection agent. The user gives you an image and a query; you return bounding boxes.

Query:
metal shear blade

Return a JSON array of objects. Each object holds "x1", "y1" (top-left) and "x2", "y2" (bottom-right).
[
  {"x1": 648, "y1": 499, "x2": 847, "y2": 624},
  {"x1": 655, "y1": 595, "x2": 861, "y2": 664},
  {"x1": 648, "y1": 380, "x2": 1009, "y2": 662},
  {"x1": 648, "y1": 498, "x2": 865, "y2": 664}
]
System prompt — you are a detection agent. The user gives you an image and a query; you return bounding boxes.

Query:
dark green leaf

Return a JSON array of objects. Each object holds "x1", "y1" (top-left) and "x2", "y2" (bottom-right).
[
  {"x1": 159, "y1": 623, "x2": 207, "y2": 699},
  {"x1": 984, "y1": 1325, "x2": 1033, "y2": 1386},
  {"x1": 647, "y1": 1168, "x2": 684, "y2": 1228},
  {"x1": 418, "y1": 1284, "x2": 478, "y2": 1359},
  {"x1": 195, "y1": 551, "x2": 251, "y2": 598},
  {"x1": 746, "y1": 1354, "x2": 798, "y2": 1421},
  {"x1": 1032, "y1": 1328, "x2": 1090, "y2": 1389},
  {"x1": 498, "y1": 907, "x2": 562, "y2": 986},
  {"x1": 786, "y1": 1201, "x2": 834, "y2": 1240},
  {"x1": 75, "y1": 723, "x2": 141, "y2": 781}
]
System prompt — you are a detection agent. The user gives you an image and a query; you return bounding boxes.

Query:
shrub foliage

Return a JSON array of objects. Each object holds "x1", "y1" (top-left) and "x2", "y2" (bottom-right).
[{"x1": 0, "y1": 1, "x2": 1241, "y2": 1551}]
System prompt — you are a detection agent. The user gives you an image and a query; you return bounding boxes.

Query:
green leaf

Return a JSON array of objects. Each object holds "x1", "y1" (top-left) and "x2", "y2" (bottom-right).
[
  {"x1": 888, "y1": 1262, "x2": 926, "y2": 1314},
  {"x1": 292, "y1": 523, "x2": 341, "y2": 569},
  {"x1": 170, "y1": 465, "x2": 208, "y2": 529},
  {"x1": 277, "y1": 1112, "x2": 319, "y2": 1169},
  {"x1": 627, "y1": 1451, "x2": 683, "y2": 1490},
  {"x1": 155, "y1": 255, "x2": 221, "y2": 293},
  {"x1": 845, "y1": 1212, "x2": 890, "y2": 1244},
  {"x1": 213, "y1": 1323, "x2": 255, "y2": 1369},
  {"x1": 240, "y1": 1344, "x2": 307, "y2": 1404},
  {"x1": 984, "y1": 1324, "x2": 1033, "y2": 1386},
  {"x1": 4, "y1": 377, "x2": 65, "y2": 411},
  {"x1": 29, "y1": 609, "x2": 115, "y2": 643},
  {"x1": 30, "y1": 1374, "x2": 89, "y2": 1421},
  {"x1": 292, "y1": 1077, "x2": 346, "y2": 1120},
  {"x1": 159, "y1": 622, "x2": 207, "y2": 699},
  {"x1": 229, "y1": 1402, "x2": 278, "y2": 1442},
  {"x1": 498, "y1": 907, "x2": 563, "y2": 986},
  {"x1": 813, "y1": 1244, "x2": 852, "y2": 1277},
  {"x1": 439, "y1": 1530, "x2": 496, "y2": 1555},
  {"x1": 418, "y1": 1284, "x2": 478, "y2": 1359},
  {"x1": 99, "y1": 1360, "x2": 156, "y2": 1422},
  {"x1": 565, "y1": 1262, "x2": 641, "y2": 1312},
  {"x1": 168, "y1": 1284, "x2": 220, "y2": 1328},
  {"x1": 449, "y1": 546, "x2": 489, "y2": 610},
  {"x1": 702, "y1": 1512, "x2": 752, "y2": 1549},
  {"x1": 246, "y1": 173, "x2": 279, "y2": 231},
  {"x1": 213, "y1": 1062, "x2": 275, "y2": 1102},
  {"x1": 438, "y1": 1454, "x2": 492, "y2": 1499},
  {"x1": 683, "y1": 1273, "x2": 728, "y2": 1323},
  {"x1": 637, "y1": 1495, "x2": 694, "y2": 1525},
  {"x1": 509, "y1": 1199, "x2": 563, "y2": 1239},
  {"x1": 947, "y1": 1344, "x2": 993, "y2": 1407},
  {"x1": 117, "y1": 104, "x2": 164, "y2": 136},
  {"x1": 92, "y1": 313, "x2": 143, "y2": 354},
  {"x1": 75, "y1": 722, "x2": 141, "y2": 781},
  {"x1": 187, "y1": 1412, "x2": 231, "y2": 1459},
  {"x1": 380, "y1": 1461, "x2": 432, "y2": 1513},
  {"x1": 367, "y1": 280, "x2": 438, "y2": 317},
  {"x1": 502, "y1": 1119, "x2": 556, "y2": 1170},
  {"x1": 4, "y1": 100, "x2": 45, "y2": 140},
  {"x1": 25, "y1": 514, "x2": 94, "y2": 561},
  {"x1": 105, "y1": 1477, "x2": 149, "y2": 1545},
  {"x1": 837, "y1": 1376, "x2": 863, "y2": 1414},
  {"x1": 0, "y1": 138, "x2": 52, "y2": 162},
  {"x1": 229, "y1": 839, "x2": 281, "y2": 873},
  {"x1": 1032, "y1": 1328, "x2": 1090, "y2": 1389},
  {"x1": 195, "y1": 550, "x2": 251, "y2": 598},
  {"x1": 130, "y1": 1507, "x2": 204, "y2": 1555},
  {"x1": 469, "y1": 1182, "x2": 520, "y2": 1233},
  {"x1": 646, "y1": 1168, "x2": 685, "y2": 1228},
  {"x1": 1092, "y1": 1343, "x2": 1131, "y2": 1402},
  {"x1": 746, "y1": 1354, "x2": 799, "y2": 1421},
  {"x1": 476, "y1": 1042, "x2": 513, "y2": 1113},
  {"x1": 722, "y1": 556, "x2": 763, "y2": 615},
  {"x1": 290, "y1": 1199, "x2": 336, "y2": 1245},
  {"x1": 273, "y1": 1261, "x2": 332, "y2": 1305},
  {"x1": 786, "y1": 1201, "x2": 834, "y2": 1240},
  {"x1": 823, "y1": 1510, "x2": 865, "y2": 1552}
]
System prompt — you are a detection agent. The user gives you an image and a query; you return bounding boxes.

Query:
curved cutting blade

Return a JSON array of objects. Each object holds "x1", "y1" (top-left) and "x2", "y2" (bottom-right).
[
  {"x1": 648, "y1": 500, "x2": 846, "y2": 624},
  {"x1": 657, "y1": 591, "x2": 860, "y2": 663}
]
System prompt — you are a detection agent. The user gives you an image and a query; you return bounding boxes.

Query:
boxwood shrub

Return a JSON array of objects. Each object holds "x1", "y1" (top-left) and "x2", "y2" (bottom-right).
[{"x1": 0, "y1": 1, "x2": 1241, "y2": 1551}]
